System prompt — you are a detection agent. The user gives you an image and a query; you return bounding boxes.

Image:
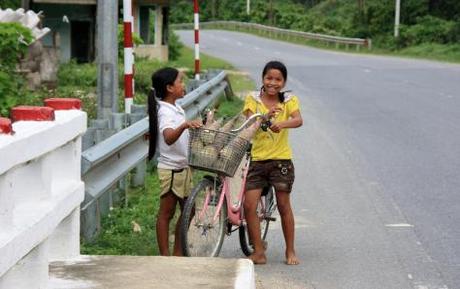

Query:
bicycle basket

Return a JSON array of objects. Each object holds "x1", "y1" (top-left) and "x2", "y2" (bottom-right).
[{"x1": 188, "y1": 127, "x2": 250, "y2": 177}]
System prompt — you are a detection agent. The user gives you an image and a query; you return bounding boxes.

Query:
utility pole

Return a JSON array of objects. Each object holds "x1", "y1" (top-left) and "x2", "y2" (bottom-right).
[
  {"x1": 123, "y1": 0, "x2": 134, "y2": 114},
  {"x1": 394, "y1": 0, "x2": 401, "y2": 37},
  {"x1": 193, "y1": 0, "x2": 200, "y2": 80},
  {"x1": 96, "y1": 0, "x2": 118, "y2": 120},
  {"x1": 247, "y1": 0, "x2": 250, "y2": 15}
]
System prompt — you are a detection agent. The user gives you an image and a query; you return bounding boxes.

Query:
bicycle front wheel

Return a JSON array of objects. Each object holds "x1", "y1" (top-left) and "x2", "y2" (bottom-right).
[
  {"x1": 239, "y1": 186, "x2": 276, "y2": 256},
  {"x1": 181, "y1": 177, "x2": 227, "y2": 257}
]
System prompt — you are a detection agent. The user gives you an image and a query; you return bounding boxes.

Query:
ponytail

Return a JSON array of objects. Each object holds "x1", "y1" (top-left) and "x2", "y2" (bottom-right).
[
  {"x1": 148, "y1": 88, "x2": 159, "y2": 160},
  {"x1": 278, "y1": 91, "x2": 285, "y2": 103},
  {"x1": 147, "y1": 67, "x2": 179, "y2": 161}
]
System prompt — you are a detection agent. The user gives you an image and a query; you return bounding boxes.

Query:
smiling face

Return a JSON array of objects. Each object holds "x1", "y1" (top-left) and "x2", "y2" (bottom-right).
[{"x1": 262, "y1": 68, "x2": 286, "y2": 98}]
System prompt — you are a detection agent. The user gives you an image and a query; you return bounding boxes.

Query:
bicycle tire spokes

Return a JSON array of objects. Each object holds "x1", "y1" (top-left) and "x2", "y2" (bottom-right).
[
  {"x1": 182, "y1": 178, "x2": 226, "y2": 257},
  {"x1": 239, "y1": 186, "x2": 276, "y2": 256}
]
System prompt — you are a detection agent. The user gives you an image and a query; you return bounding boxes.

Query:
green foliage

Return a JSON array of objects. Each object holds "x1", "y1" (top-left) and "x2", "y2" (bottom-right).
[
  {"x1": 170, "y1": 0, "x2": 460, "y2": 50},
  {"x1": 0, "y1": 71, "x2": 20, "y2": 116},
  {"x1": 171, "y1": 45, "x2": 234, "y2": 72},
  {"x1": 0, "y1": 23, "x2": 33, "y2": 116},
  {"x1": 398, "y1": 15, "x2": 458, "y2": 47},
  {"x1": 214, "y1": 96, "x2": 244, "y2": 119},
  {"x1": 396, "y1": 42, "x2": 460, "y2": 62},
  {"x1": 57, "y1": 60, "x2": 97, "y2": 87},
  {"x1": 81, "y1": 173, "x2": 161, "y2": 255},
  {"x1": 0, "y1": 23, "x2": 32, "y2": 70},
  {"x1": 0, "y1": 0, "x2": 21, "y2": 9},
  {"x1": 168, "y1": 30, "x2": 183, "y2": 61}
]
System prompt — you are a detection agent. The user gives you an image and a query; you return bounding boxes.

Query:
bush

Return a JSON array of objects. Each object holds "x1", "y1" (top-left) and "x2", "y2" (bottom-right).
[
  {"x1": 0, "y1": 23, "x2": 33, "y2": 116},
  {"x1": 57, "y1": 60, "x2": 97, "y2": 87},
  {"x1": 0, "y1": 0, "x2": 21, "y2": 9},
  {"x1": 168, "y1": 30, "x2": 183, "y2": 61},
  {"x1": 398, "y1": 15, "x2": 457, "y2": 47},
  {"x1": 0, "y1": 23, "x2": 32, "y2": 70},
  {"x1": 0, "y1": 71, "x2": 20, "y2": 116}
]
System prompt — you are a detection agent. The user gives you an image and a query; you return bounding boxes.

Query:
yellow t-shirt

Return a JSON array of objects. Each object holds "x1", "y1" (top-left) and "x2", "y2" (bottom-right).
[{"x1": 242, "y1": 91, "x2": 300, "y2": 161}]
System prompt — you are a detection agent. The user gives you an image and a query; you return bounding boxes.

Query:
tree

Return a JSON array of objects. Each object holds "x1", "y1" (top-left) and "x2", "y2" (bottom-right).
[{"x1": 0, "y1": 0, "x2": 21, "y2": 9}]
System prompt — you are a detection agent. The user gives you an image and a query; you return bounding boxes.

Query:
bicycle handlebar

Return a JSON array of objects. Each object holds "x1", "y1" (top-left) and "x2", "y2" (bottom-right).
[{"x1": 230, "y1": 113, "x2": 265, "y2": 133}]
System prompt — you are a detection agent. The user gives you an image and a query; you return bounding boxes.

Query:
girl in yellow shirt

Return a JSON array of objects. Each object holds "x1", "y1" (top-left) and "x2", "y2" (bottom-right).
[{"x1": 243, "y1": 61, "x2": 303, "y2": 265}]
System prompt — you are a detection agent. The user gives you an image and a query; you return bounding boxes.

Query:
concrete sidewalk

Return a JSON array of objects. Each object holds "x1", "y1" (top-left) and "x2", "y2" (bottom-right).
[{"x1": 49, "y1": 255, "x2": 255, "y2": 289}]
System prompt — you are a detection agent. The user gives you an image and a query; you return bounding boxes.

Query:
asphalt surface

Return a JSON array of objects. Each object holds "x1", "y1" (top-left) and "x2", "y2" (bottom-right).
[{"x1": 177, "y1": 29, "x2": 460, "y2": 289}]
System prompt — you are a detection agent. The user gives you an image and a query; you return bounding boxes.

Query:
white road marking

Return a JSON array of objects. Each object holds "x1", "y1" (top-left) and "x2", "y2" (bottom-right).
[{"x1": 385, "y1": 223, "x2": 414, "y2": 227}]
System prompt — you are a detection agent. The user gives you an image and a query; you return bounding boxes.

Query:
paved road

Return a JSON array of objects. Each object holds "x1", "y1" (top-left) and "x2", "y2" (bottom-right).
[{"x1": 177, "y1": 30, "x2": 460, "y2": 289}]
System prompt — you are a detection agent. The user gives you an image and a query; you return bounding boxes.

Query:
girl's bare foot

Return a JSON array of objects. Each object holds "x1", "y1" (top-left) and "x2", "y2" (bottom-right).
[
  {"x1": 248, "y1": 252, "x2": 267, "y2": 265},
  {"x1": 285, "y1": 251, "x2": 300, "y2": 265}
]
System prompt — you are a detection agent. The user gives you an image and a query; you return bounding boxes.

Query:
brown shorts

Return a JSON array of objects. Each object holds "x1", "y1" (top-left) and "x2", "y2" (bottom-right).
[{"x1": 245, "y1": 160, "x2": 295, "y2": 193}]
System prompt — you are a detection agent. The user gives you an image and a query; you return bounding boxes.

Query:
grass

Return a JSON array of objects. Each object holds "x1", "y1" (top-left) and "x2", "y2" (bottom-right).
[
  {"x1": 171, "y1": 46, "x2": 234, "y2": 72},
  {"x1": 395, "y1": 43, "x2": 460, "y2": 63},
  {"x1": 81, "y1": 45, "x2": 254, "y2": 256}
]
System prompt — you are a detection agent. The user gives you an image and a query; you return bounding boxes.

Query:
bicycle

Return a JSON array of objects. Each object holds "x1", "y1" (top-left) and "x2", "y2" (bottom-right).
[{"x1": 180, "y1": 114, "x2": 277, "y2": 257}]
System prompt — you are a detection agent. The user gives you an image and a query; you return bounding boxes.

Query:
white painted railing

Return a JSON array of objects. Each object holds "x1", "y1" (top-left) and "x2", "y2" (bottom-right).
[{"x1": 0, "y1": 106, "x2": 87, "y2": 289}]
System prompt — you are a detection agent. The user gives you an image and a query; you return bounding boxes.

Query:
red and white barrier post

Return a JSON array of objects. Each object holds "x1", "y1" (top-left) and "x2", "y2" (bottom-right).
[
  {"x1": 194, "y1": 0, "x2": 200, "y2": 80},
  {"x1": 123, "y1": 0, "x2": 134, "y2": 114}
]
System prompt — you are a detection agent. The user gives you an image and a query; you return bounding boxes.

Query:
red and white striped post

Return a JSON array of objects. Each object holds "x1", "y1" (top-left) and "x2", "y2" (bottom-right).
[
  {"x1": 194, "y1": 0, "x2": 200, "y2": 80},
  {"x1": 123, "y1": 0, "x2": 134, "y2": 114}
]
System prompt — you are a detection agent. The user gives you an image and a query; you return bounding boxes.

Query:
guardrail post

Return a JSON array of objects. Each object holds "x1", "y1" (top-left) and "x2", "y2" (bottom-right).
[
  {"x1": 90, "y1": 118, "x2": 110, "y2": 143},
  {"x1": 113, "y1": 112, "x2": 128, "y2": 207},
  {"x1": 130, "y1": 104, "x2": 147, "y2": 187},
  {"x1": 224, "y1": 75, "x2": 234, "y2": 100},
  {"x1": 366, "y1": 38, "x2": 372, "y2": 50}
]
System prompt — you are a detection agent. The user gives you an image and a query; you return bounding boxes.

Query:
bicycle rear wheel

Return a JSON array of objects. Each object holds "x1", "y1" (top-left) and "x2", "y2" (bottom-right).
[
  {"x1": 239, "y1": 186, "x2": 276, "y2": 256},
  {"x1": 181, "y1": 177, "x2": 227, "y2": 257}
]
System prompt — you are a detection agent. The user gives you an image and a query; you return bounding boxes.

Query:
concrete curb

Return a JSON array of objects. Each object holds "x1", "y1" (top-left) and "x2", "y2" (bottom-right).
[
  {"x1": 235, "y1": 259, "x2": 255, "y2": 289},
  {"x1": 49, "y1": 255, "x2": 256, "y2": 289}
]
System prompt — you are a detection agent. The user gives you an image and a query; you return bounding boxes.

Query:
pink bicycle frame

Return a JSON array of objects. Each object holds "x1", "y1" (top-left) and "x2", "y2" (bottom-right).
[{"x1": 209, "y1": 155, "x2": 251, "y2": 226}]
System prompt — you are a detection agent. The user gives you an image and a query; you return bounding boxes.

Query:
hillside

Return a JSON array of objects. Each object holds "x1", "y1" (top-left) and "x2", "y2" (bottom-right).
[{"x1": 171, "y1": 0, "x2": 460, "y2": 59}]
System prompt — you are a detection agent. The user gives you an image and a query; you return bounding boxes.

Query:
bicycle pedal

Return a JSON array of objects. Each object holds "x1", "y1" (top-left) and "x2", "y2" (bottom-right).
[{"x1": 265, "y1": 216, "x2": 277, "y2": 222}]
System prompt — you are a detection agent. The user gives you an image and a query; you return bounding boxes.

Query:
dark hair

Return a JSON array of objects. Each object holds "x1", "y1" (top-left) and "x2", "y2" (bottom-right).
[
  {"x1": 262, "y1": 60, "x2": 288, "y2": 102},
  {"x1": 148, "y1": 67, "x2": 180, "y2": 160}
]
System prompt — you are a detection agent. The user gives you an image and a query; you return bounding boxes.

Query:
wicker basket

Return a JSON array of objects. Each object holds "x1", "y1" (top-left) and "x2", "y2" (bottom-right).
[{"x1": 188, "y1": 128, "x2": 250, "y2": 177}]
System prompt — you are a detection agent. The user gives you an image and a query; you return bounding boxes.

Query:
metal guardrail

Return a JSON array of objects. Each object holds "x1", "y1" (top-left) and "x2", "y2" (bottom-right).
[
  {"x1": 173, "y1": 20, "x2": 372, "y2": 51},
  {"x1": 80, "y1": 70, "x2": 231, "y2": 241}
]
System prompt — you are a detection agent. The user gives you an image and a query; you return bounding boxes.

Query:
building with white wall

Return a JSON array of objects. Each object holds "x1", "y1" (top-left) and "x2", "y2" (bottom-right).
[{"x1": 22, "y1": 0, "x2": 170, "y2": 63}]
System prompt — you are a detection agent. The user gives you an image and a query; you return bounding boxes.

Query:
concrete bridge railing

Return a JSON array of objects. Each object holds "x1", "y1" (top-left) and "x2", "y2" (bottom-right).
[{"x1": 0, "y1": 100, "x2": 87, "y2": 289}]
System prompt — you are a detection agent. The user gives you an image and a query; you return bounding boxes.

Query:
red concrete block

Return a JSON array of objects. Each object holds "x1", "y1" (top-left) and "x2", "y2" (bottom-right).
[
  {"x1": 44, "y1": 98, "x2": 82, "y2": 110},
  {"x1": 11, "y1": 106, "x2": 55, "y2": 122},
  {"x1": 0, "y1": 117, "x2": 13, "y2": 134}
]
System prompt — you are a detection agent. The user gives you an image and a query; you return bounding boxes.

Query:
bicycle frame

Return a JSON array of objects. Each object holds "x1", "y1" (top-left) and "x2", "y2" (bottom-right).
[
  {"x1": 198, "y1": 113, "x2": 268, "y2": 227},
  {"x1": 182, "y1": 113, "x2": 276, "y2": 257},
  {"x1": 213, "y1": 152, "x2": 251, "y2": 227}
]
